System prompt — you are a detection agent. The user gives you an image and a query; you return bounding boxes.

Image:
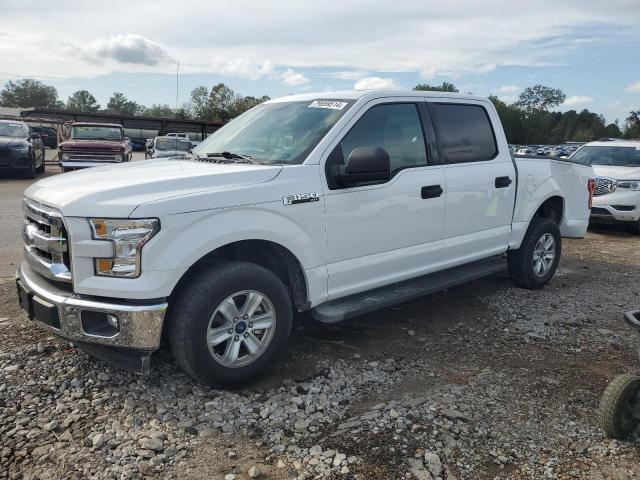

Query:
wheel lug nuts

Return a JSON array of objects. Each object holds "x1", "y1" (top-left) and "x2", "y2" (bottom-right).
[
  {"x1": 244, "y1": 333, "x2": 249, "y2": 338},
  {"x1": 228, "y1": 328, "x2": 233, "y2": 334},
  {"x1": 248, "y1": 322, "x2": 253, "y2": 328},
  {"x1": 234, "y1": 335, "x2": 239, "y2": 341},
  {"x1": 243, "y1": 314, "x2": 249, "y2": 320}
]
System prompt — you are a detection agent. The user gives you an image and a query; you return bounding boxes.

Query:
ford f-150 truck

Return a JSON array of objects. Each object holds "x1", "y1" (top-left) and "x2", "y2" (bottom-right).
[
  {"x1": 58, "y1": 122, "x2": 132, "y2": 172},
  {"x1": 16, "y1": 91, "x2": 595, "y2": 385}
]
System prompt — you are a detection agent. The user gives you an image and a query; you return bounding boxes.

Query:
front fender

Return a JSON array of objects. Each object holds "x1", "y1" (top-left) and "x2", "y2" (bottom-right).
[{"x1": 148, "y1": 205, "x2": 325, "y2": 276}]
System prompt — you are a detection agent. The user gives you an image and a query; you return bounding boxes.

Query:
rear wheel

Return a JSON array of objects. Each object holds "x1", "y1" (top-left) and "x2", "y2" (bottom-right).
[
  {"x1": 599, "y1": 373, "x2": 640, "y2": 439},
  {"x1": 168, "y1": 261, "x2": 293, "y2": 386},
  {"x1": 508, "y1": 217, "x2": 561, "y2": 289}
]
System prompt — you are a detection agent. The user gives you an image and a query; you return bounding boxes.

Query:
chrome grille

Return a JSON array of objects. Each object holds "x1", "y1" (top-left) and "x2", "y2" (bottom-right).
[
  {"x1": 594, "y1": 177, "x2": 617, "y2": 197},
  {"x1": 22, "y1": 199, "x2": 72, "y2": 283},
  {"x1": 65, "y1": 151, "x2": 122, "y2": 162}
]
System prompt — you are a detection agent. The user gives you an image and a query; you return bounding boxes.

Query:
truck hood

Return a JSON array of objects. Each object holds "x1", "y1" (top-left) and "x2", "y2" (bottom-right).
[
  {"x1": 59, "y1": 139, "x2": 124, "y2": 150},
  {"x1": 592, "y1": 165, "x2": 640, "y2": 180},
  {"x1": 25, "y1": 159, "x2": 282, "y2": 218},
  {"x1": 0, "y1": 136, "x2": 27, "y2": 147}
]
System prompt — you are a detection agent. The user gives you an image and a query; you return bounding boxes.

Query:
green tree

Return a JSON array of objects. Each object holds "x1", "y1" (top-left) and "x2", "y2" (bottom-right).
[
  {"x1": 0, "y1": 78, "x2": 63, "y2": 108},
  {"x1": 624, "y1": 110, "x2": 640, "y2": 139},
  {"x1": 209, "y1": 83, "x2": 239, "y2": 120},
  {"x1": 489, "y1": 96, "x2": 527, "y2": 144},
  {"x1": 106, "y1": 92, "x2": 145, "y2": 116},
  {"x1": 190, "y1": 83, "x2": 269, "y2": 121},
  {"x1": 513, "y1": 85, "x2": 566, "y2": 114},
  {"x1": 413, "y1": 82, "x2": 458, "y2": 93},
  {"x1": 66, "y1": 90, "x2": 100, "y2": 111},
  {"x1": 144, "y1": 104, "x2": 175, "y2": 117}
]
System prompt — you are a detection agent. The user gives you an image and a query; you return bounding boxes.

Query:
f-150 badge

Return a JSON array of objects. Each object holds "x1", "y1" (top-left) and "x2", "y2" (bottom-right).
[{"x1": 283, "y1": 193, "x2": 320, "y2": 205}]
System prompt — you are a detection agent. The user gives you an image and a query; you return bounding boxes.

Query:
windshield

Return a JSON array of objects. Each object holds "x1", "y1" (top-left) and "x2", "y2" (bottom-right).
[
  {"x1": 571, "y1": 146, "x2": 640, "y2": 167},
  {"x1": 193, "y1": 99, "x2": 353, "y2": 164},
  {"x1": 0, "y1": 122, "x2": 27, "y2": 138},
  {"x1": 71, "y1": 126, "x2": 123, "y2": 141},
  {"x1": 155, "y1": 137, "x2": 191, "y2": 151}
]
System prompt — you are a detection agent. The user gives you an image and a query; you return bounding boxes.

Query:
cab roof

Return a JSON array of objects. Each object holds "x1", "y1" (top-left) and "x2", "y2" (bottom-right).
[
  {"x1": 267, "y1": 90, "x2": 489, "y2": 104},
  {"x1": 72, "y1": 122, "x2": 123, "y2": 128}
]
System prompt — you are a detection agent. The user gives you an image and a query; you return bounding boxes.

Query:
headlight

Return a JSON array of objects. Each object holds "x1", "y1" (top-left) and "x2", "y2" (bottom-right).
[
  {"x1": 10, "y1": 143, "x2": 29, "y2": 152},
  {"x1": 89, "y1": 218, "x2": 159, "y2": 278},
  {"x1": 114, "y1": 154, "x2": 123, "y2": 161},
  {"x1": 617, "y1": 180, "x2": 640, "y2": 191},
  {"x1": 61, "y1": 153, "x2": 69, "y2": 161}
]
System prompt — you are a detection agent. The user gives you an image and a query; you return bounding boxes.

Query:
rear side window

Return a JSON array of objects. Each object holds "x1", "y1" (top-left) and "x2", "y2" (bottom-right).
[{"x1": 429, "y1": 103, "x2": 497, "y2": 164}]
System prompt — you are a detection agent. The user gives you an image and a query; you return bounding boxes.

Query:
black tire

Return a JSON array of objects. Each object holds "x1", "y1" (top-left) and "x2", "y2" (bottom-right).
[
  {"x1": 168, "y1": 261, "x2": 293, "y2": 386},
  {"x1": 23, "y1": 154, "x2": 36, "y2": 179},
  {"x1": 508, "y1": 216, "x2": 561, "y2": 289},
  {"x1": 599, "y1": 373, "x2": 640, "y2": 439}
]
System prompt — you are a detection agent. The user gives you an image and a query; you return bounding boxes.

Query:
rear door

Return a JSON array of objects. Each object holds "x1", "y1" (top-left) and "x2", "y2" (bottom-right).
[
  {"x1": 321, "y1": 98, "x2": 446, "y2": 300},
  {"x1": 428, "y1": 101, "x2": 516, "y2": 264}
]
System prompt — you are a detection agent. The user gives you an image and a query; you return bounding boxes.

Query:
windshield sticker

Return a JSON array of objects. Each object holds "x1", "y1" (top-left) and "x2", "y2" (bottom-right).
[{"x1": 308, "y1": 100, "x2": 348, "y2": 110}]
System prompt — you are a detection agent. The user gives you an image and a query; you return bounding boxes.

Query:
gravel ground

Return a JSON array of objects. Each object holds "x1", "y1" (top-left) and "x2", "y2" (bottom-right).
[{"x1": 1, "y1": 181, "x2": 640, "y2": 479}]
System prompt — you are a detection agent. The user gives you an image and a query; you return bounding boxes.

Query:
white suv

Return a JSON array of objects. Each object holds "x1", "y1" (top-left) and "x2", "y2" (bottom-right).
[{"x1": 572, "y1": 140, "x2": 640, "y2": 232}]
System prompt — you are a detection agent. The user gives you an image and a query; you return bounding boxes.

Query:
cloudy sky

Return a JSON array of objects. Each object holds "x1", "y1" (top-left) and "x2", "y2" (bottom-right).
[{"x1": 1, "y1": 0, "x2": 639, "y2": 122}]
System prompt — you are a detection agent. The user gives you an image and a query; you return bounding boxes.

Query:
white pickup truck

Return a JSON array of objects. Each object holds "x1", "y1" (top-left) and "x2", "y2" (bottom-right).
[{"x1": 16, "y1": 91, "x2": 595, "y2": 385}]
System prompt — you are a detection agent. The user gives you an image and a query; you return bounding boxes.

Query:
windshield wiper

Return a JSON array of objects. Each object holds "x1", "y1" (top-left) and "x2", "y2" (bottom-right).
[{"x1": 206, "y1": 151, "x2": 261, "y2": 164}]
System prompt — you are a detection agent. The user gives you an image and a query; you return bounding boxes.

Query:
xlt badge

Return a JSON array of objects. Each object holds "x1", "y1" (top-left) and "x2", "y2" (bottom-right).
[{"x1": 283, "y1": 193, "x2": 320, "y2": 206}]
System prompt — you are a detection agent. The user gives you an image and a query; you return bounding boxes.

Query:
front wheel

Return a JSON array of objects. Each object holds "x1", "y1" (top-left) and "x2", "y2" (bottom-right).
[
  {"x1": 599, "y1": 373, "x2": 640, "y2": 439},
  {"x1": 168, "y1": 261, "x2": 292, "y2": 386},
  {"x1": 508, "y1": 217, "x2": 561, "y2": 289}
]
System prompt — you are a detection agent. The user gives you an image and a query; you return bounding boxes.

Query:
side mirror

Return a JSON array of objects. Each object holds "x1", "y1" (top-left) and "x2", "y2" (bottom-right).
[{"x1": 334, "y1": 147, "x2": 390, "y2": 186}]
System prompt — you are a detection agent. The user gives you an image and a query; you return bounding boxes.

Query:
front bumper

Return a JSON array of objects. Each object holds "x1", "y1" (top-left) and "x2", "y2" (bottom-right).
[
  {"x1": 16, "y1": 262, "x2": 167, "y2": 371},
  {"x1": 59, "y1": 161, "x2": 121, "y2": 169},
  {"x1": 0, "y1": 148, "x2": 31, "y2": 171},
  {"x1": 590, "y1": 204, "x2": 640, "y2": 224}
]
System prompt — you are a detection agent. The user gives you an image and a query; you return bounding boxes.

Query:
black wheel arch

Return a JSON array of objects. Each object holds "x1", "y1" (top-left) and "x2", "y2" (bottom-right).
[{"x1": 169, "y1": 240, "x2": 309, "y2": 316}]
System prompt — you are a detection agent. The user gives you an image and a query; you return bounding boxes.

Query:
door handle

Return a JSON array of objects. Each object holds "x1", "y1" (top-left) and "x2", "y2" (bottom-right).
[
  {"x1": 495, "y1": 176, "x2": 512, "y2": 188},
  {"x1": 421, "y1": 185, "x2": 443, "y2": 199}
]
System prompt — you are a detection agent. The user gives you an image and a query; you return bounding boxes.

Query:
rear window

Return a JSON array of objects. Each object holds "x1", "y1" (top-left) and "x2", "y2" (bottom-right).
[{"x1": 429, "y1": 103, "x2": 497, "y2": 164}]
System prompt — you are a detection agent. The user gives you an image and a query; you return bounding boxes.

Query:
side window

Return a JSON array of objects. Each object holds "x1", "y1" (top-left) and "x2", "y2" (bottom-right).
[
  {"x1": 339, "y1": 103, "x2": 427, "y2": 175},
  {"x1": 429, "y1": 103, "x2": 497, "y2": 164}
]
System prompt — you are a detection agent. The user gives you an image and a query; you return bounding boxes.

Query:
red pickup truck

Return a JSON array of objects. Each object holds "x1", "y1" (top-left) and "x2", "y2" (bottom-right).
[{"x1": 58, "y1": 122, "x2": 132, "y2": 172}]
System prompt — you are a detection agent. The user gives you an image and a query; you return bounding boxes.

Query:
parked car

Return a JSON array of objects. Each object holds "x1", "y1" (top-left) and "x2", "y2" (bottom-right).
[
  {"x1": 32, "y1": 126, "x2": 58, "y2": 148},
  {"x1": 150, "y1": 136, "x2": 193, "y2": 158},
  {"x1": 0, "y1": 120, "x2": 45, "y2": 178},
  {"x1": 58, "y1": 122, "x2": 132, "y2": 172},
  {"x1": 164, "y1": 132, "x2": 191, "y2": 140},
  {"x1": 16, "y1": 90, "x2": 594, "y2": 385},
  {"x1": 571, "y1": 140, "x2": 640, "y2": 232}
]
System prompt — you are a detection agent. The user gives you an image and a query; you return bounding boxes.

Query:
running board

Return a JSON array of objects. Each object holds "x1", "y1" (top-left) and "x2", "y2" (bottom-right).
[{"x1": 311, "y1": 257, "x2": 506, "y2": 323}]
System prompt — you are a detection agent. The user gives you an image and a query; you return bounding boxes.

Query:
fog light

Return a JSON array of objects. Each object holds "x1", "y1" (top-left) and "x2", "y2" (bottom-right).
[
  {"x1": 81, "y1": 311, "x2": 121, "y2": 337},
  {"x1": 106, "y1": 314, "x2": 119, "y2": 329}
]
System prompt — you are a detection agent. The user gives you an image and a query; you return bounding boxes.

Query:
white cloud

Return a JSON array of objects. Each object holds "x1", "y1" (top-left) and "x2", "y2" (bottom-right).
[
  {"x1": 279, "y1": 68, "x2": 309, "y2": 86},
  {"x1": 80, "y1": 34, "x2": 170, "y2": 66},
  {"x1": 353, "y1": 77, "x2": 400, "y2": 90},
  {"x1": 495, "y1": 85, "x2": 520, "y2": 94},
  {"x1": 0, "y1": 0, "x2": 638, "y2": 88},
  {"x1": 626, "y1": 81, "x2": 640, "y2": 93},
  {"x1": 563, "y1": 95, "x2": 594, "y2": 106},
  {"x1": 498, "y1": 95, "x2": 519, "y2": 104}
]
